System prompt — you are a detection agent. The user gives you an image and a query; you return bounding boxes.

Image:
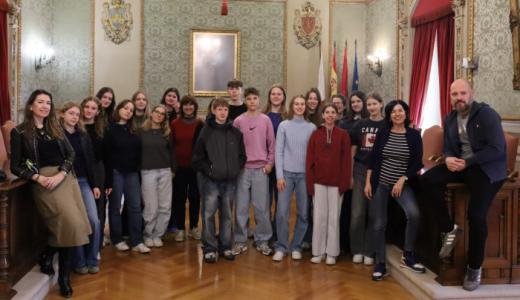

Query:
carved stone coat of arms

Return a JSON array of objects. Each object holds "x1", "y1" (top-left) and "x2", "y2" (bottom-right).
[
  {"x1": 293, "y1": 2, "x2": 322, "y2": 49},
  {"x1": 101, "y1": 0, "x2": 133, "y2": 45}
]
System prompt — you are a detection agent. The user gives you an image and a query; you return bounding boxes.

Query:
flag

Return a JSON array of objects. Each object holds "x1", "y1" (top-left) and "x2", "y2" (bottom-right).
[
  {"x1": 317, "y1": 42, "x2": 326, "y2": 100},
  {"x1": 351, "y1": 40, "x2": 359, "y2": 92},
  {"x1": 340, "y1": 40, "x2": 348, "y2": 96},
  {"x1": 330, "y1": 42, "x2": 338, "y2": 97}
]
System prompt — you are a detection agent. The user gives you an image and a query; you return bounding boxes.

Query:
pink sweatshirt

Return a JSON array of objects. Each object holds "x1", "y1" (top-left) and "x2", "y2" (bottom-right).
[{"x1": 233, "y1": 113, "x2": 275, "y2": 169}]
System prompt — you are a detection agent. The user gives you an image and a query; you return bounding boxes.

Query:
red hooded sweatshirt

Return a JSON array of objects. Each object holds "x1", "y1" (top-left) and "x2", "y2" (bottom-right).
[{"x1": 306, "y1": 125, "x2": 351, "y2": 195}]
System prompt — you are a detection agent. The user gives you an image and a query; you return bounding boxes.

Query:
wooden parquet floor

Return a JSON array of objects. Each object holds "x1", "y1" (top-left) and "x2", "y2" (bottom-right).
[{"x1": 45, "y1": 236, "x2": 415, "y2": 300}]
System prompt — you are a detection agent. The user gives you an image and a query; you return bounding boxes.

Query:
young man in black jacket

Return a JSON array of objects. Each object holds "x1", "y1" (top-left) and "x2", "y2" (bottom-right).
[{"x1": 192, "y1": 97, "x2": 246, "y2": 263}]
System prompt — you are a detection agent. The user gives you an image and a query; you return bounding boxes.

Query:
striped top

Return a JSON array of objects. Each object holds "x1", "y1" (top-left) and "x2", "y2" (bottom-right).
[{"x1": 379, "y1": 132, "x2": 409, "y2": 185}]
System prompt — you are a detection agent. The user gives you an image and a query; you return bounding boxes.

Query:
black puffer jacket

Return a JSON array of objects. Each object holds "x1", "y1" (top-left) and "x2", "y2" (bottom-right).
[{"x1": 192, "y1": 116, "x2": 246, "y2": 180}]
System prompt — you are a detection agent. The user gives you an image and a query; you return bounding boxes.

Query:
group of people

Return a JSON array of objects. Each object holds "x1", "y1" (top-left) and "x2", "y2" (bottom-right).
[{"x1": 10, "y1": 78, "x2": 506, "y2": 298}]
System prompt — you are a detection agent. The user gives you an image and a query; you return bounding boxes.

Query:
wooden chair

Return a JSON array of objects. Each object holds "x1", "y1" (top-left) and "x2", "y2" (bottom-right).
[
  {"x1": 0, "y1": 121, "x2": 16, "y2": 180},
  {"x1": 505, "y1": 132, "x2": 519, "y2": 181},
  {"x1": 421, "y1": 125, "x2": 444, "y2": 172},
  {"x1": 1, "y1": 120, "x2": 15, "y2": 158},
  {"x1": 0, "y1": 126, "x2": 8, "y2": 176}
]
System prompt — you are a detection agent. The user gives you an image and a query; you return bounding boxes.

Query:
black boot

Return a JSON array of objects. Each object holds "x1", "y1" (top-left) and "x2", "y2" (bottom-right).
[
  {"x1": 39, "y1": 246, "x2": 57, "y2": 276},
  {"x1": 58, "y1": 247, "x2": 73, "y2": 298}
]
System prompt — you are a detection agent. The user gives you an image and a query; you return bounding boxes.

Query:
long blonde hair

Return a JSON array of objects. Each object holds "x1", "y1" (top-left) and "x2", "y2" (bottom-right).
[
  {"x1": 263, "y1": 84, "x2": 288, "y2": 119},
  {"x1": 59, "y1": 101, "x2": 85, "y2": 133},
  {"x1": 132, "y1": 90, "x2": 149, "y2": 117},
  {"x1": 142, "y1": 104, "x2": 170, "y2": 137},
  {"x1": 80, "y1": 96, "x2": 105, "y2": 138}
]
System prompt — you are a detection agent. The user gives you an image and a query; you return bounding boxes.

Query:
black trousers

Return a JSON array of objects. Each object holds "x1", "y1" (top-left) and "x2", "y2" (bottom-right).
[
  {"x1": 422, "y1": 164, "x2": 504, "y2": 268},
  {"x1": 171, "y1": 167, "x2": 200, "y2": 230}
]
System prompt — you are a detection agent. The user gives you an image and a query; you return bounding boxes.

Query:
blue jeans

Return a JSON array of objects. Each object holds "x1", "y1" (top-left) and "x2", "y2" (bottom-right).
[
  {"x1": 198, "y1": 173, "x2": 235, "y2": 253},
  {"x1": 75, "y1": 177, "x2": 101, "y2": 267},
  {"x1": 109, "y1": 170, "x2": 143, "y2": 247},
  {"x1": 235, "y1": 168, "x2": 272, "y2": 244},
  {"x1": 274, "y1": 171, "x2": 308, "y2": 253},
  {"x1": 369, "y1": 183, "x2": 420, "y2": 264},
  {"x1": 350, "y1": 161, "x2": 373, "y2": 256}
]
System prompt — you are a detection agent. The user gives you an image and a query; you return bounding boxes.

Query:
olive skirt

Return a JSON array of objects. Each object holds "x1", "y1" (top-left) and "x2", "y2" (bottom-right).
[{"x1": 32, "y1": 166, "x2": 91, "y2": 247}]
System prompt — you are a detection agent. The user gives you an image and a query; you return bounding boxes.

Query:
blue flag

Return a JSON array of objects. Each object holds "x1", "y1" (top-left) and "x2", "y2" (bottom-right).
[{"x1": 351, "y1": 40, "x2": 359, "y2": 92}]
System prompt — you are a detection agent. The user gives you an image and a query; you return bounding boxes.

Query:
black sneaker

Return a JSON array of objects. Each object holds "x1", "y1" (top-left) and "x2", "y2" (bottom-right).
[
  {"x1": 439, "y1": 224, "x2": 461, "y2": 258},
  {"x1": 222, "y1": 249, "x2": 235, "y2": 261},
  {"x1": 204, "y1": 252, "x2": 218, "y2": 263},
  {"x1": 400, "y1": 251, "x2": 426, "y2": 273},
  {"x1": 372, "y1": 263, "x2": 389, "y2": 281},
  {"x1": 463, "y1": 266, "x2": 482, "y2": 291}
]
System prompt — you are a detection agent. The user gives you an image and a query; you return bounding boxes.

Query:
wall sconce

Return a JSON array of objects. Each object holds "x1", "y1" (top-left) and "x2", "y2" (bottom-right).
[
  {"x1": 462, "y1": 56, "x2": 479, "y2": 70},
  {"x1": 367, "y1": 50, "x2": 389, "y2": 77},
  {"x1": 367, "y1": 54, "x2": 383, "y2": 77},
  {"x1": 34, "y1": 46, "x2": 55, "y2": 71}
]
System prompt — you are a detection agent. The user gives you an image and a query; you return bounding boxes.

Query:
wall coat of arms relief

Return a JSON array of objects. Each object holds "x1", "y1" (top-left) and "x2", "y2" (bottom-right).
[
  {"x1": 101, "y1": 0, "x2": 133, "y2": 45},
  {"x1": 293, "y1": 1, "x2": 322, "y2": 49}
]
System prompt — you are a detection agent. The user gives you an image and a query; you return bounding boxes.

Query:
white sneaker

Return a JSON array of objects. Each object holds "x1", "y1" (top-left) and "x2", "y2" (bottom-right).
[
  {"x1": 352, "y1": 254, "x2": 363, "y2": 264},
  {"x1": 175, "y1": 230, "x2": 185, "y2": 242},
  {"x1": 153, "y1": 237, "x2": 163, "y2": 247},
  {"x1": 132, "y1": 243, "x2": 151, "y2": 254},
  {"x1": 291, "y1": 251, "x2": 302, "y2": 260},
  {"x1": 364, "y1": 256, "x2": 374, "y2": 265},
  {"x1": 103, "y1": 235, "x2": 111, "y2": 247},
  {"x1": 272, "y1": 251, "x2": 284, "y2": 262},
  {"x1": 144, "y1": 238, "x2": 154, "y2": 248},
  {"x1": 232, "y1": 243, "x2": 248, "y2": 255},
  {"x1": 326, "y1": 255, "x2": 336, "y2": 265},
  {"x1": 310, "y1": 255, "x2": 324, "y2": 264},
  {"x1": 115, "y1": 241, "x2": 129, "y2": 251},
  {"x1": 189, "y1": 228, "x2": 201, "y2": 240}
]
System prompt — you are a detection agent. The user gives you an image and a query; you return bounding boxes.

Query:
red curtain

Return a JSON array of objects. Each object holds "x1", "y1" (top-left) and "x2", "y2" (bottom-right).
[
  {"x1": 436, "y1": 15, "x2": 454, "y2": 118},
  {"x1": 408, "y1": 21, "x2": 436, "y2": 126},
  {"x1": 409, "y1": 14, "x2": 454, "y2": 126},
  {"x1": 0, "y1": 0, "x2": 10, "y2": 124},
  {"x1": 412, "y1": 0, "x2": 452, "y2": 27}
]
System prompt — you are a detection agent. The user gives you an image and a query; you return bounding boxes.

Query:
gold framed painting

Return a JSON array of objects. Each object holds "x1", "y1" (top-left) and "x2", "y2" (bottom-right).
[{"x1": 189, "y1": 29, "x2": 241, "y2": 96}]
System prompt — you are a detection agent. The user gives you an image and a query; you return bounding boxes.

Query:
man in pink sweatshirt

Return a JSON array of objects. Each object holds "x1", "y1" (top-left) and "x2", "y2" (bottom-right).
[{"x1": 232, "y1": 87, "x2": 275, "y2": 256}]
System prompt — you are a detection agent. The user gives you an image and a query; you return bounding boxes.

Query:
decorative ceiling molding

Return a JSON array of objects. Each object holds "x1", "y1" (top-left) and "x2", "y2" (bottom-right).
[{"x1": 331, "y1": 0, "x2": 369, "y2": 4}]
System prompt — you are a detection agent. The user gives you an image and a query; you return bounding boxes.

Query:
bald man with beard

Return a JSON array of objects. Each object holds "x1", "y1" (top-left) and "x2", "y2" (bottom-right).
[{"x1": 422, "y1": 79, "x2": 507, "y2": 291}]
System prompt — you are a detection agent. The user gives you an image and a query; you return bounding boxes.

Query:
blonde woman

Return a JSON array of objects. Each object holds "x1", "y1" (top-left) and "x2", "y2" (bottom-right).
[
  {"x1": 132, "y1": 90, "x2": 149, "y2": 128},
  {"x1": 140, "y1": 105, "x2": 175, "y2": 247},
  {"x1": 59, "y1": 102, "x2": 101, "y2": 275}
]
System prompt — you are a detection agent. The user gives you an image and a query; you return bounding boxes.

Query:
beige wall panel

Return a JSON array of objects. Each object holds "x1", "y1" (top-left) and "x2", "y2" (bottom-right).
[
  {"x1": 94, "y1": 0, "x2": 141, "y2": 100},
  {"x1": 287, "y1": 0, "x2": 329, "y2": 98},
  {"x1": 331, "y1": 2, "x2": 367, "y2": 96}
]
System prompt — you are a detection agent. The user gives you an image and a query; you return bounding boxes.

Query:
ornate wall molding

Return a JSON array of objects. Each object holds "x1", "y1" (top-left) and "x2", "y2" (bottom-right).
[
  {"x1": 8, "y1": 0, "x2": 21, "y2": 121},
  {"x1": 396, "y1": 0, "x2": 409, "y2": 99}
]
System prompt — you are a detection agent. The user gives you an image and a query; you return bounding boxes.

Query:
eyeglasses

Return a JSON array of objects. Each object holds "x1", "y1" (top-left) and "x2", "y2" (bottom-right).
[{"x1": 153, "y1": 110, "x2": 166, "y2": 116}]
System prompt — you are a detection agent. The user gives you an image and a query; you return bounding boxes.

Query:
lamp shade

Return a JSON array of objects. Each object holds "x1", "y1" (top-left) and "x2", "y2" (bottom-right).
[{"x1": 221, "y1": 0, "x2": 228, "y2": 16}]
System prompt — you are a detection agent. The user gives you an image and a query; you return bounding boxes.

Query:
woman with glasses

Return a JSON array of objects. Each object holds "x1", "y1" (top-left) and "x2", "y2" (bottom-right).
[{"x1": 140, "y1": 105, "x2": 175, "y2": 248}]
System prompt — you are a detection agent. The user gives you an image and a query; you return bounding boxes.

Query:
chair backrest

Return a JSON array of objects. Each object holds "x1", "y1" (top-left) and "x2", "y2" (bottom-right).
[
  {"x1": 421, "y1": 125, "x2": 444, "y2": 171},
  {"x1": 504, "y1": 132, "x2": 519, "y2": 173},
  {"x1": 0, "y1": 127, "x2": 8, "y2": 173},
  {"x1": 1, "y1": 120, "x2": 15, "y2": 158}
]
